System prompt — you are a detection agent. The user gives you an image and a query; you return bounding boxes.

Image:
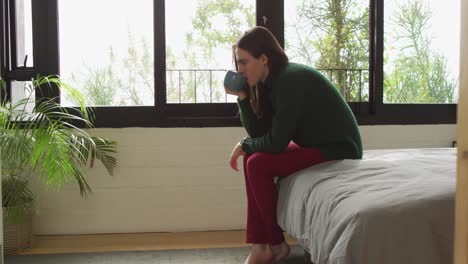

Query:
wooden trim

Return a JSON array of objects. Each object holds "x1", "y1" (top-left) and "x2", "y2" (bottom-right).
[
  {"x1": 19, "y1": 231, "x2": 297, "y2": 255},
  {"x1": 454, "y1": 0, "x2": 467, "y2": 263}
]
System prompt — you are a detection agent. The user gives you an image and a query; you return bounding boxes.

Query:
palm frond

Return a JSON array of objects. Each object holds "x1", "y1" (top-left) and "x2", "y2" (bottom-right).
[{"x1": 0, "y1": 75, "x2": 118, "y2": 210}]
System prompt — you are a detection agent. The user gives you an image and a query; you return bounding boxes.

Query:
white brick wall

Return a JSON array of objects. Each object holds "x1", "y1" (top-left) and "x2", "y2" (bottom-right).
[{"x1": 31, "y1": 125, "x2": 456, "y2": 235}]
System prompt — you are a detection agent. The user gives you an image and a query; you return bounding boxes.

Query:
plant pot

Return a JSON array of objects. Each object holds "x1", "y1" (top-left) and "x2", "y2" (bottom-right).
[{"x1": 3, "y1": 205, "x2": 34, "y2": 255}]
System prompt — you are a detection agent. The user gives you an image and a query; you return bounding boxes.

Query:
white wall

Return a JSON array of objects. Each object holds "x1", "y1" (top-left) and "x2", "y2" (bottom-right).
[{"x1": 31, "y1": 125, "x2": 456, "y2": 235}]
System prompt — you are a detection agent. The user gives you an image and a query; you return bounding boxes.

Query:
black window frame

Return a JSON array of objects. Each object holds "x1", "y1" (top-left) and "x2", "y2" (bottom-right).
[{"x1": 0, "y1": 0, "x2": 457, "y2": 128}]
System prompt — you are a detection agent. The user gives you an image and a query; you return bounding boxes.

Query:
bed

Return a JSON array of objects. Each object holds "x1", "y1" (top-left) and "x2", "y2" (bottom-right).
[{"x1": 276, "y1": 148, "x2": 455, "y2": 264}]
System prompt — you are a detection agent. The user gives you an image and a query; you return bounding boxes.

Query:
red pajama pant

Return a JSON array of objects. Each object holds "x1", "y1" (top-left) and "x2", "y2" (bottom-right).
[{"x1": 242, "y1": 141, "x2": 327, "y2": 245}]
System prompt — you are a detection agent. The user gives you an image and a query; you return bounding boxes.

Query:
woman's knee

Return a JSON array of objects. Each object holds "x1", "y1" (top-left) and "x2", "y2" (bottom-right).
[{"x1": 245, "y1": 152, "x2": 273, "y2": 176}]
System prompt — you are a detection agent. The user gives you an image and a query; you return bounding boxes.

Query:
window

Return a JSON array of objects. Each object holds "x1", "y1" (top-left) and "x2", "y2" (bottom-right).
[
  {"x1": 14, "y1": 0, "x2": 33, "y2": 68},
  {"x1": 0, "y1": 0, "x2": 458, "y2": 127},
  {"x1": 285, "y1": 0, "x2": 369, "y2": 102},
  {"x1": 165, "y1": 0, "x2": 255, "y2": 104},
  {"x1": 383, "y1": 0, "x2": 460, "y2": 104},
  {"x1": 1, "y1": 0, "x2": 35, "y2": 106},
  {"x1": 59, "y1": 0, "x2": 255, "y2": 108},
  {"x1": 58, "y1": 0, "x2": 154, "y2": 107},
  {"x1": 11, "y1": 80, "x2": 34, "y2": 112}
]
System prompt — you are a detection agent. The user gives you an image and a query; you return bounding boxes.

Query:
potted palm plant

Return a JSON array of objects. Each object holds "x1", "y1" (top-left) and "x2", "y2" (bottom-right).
[{"x1": 0, "y1": 76, "x2": 117, "y2": 254}]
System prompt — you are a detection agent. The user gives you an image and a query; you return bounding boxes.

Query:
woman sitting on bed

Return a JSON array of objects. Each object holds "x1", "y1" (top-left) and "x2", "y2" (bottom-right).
[{"x1": 226, "y1": 26, "x2": 363, "y2": 264}]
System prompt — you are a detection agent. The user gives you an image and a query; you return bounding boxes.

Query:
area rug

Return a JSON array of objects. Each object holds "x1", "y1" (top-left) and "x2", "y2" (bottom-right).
[{"x1": 6, "y1": 245, "x2": 305, "y2": 264}]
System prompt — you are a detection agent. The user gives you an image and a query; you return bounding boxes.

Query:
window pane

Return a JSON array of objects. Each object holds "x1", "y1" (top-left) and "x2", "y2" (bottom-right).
[
  {"x1": 165, "y1": 0, "x2": 255, "y2": 104},
  {"x1": 383, "y1": 0, "x2": 460, "y2": 104},
  {"x1": 15, "y1": 0, "x2": 33, "y2": 67},
  {"x1": 59, "y1": 0, "x2": 154, "y2": 107},
  {"x1": 285, "y1": 0, "x2": 370, "y2": 102},
  {"x1": 11, "y1": 81, "x2": 34, "y2": 113}
]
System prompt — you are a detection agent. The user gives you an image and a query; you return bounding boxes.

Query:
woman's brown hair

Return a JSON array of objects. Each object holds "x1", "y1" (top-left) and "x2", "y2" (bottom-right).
[{"x1": 233, "y1": 26, "x2": 289, "y2": 118}]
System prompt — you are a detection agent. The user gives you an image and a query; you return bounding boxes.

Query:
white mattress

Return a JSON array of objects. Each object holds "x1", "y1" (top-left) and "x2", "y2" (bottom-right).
[{"x1": 277, "y1": 148, "x2": 455, "y2": 264}]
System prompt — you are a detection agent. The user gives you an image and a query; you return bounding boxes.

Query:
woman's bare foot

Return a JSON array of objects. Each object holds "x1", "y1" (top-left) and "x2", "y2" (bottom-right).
[
  {"x1": 245, "y1": 244, "x2": 274, "y2": 264},
  {"x1": 271, "y1": 241, "x2": 290, "y2": 263}
]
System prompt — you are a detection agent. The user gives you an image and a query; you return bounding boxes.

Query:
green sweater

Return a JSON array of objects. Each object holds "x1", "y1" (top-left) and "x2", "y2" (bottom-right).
[{"x1": 238, "y1": 63, "x2": 362, "y2": 160}]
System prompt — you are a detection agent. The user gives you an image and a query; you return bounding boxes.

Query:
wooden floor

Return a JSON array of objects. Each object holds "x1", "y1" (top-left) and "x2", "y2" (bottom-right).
[{"x1": 22, "y1": 230, "x2": 298, "y2": 255}]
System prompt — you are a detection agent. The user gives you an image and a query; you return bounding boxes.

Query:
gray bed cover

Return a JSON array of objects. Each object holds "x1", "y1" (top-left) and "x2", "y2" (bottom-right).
[{"x1": 277, "y1": 148, "x2": 455, "y2": 264}]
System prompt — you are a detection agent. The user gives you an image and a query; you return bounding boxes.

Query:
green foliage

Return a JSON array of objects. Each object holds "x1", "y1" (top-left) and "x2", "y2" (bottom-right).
[
  {"x1": 66, "y1": 0, "x2": 455, "y2": 105},
  {"x1": 72, "y1": 64, "x2": 116, "y2": 106},
  {"x1": 288, "y1": 0, "x2": 455, "y2": 103},
  {"x1": 71, "y1": 32, "x2": 153, "y2": 106},
  {"x1": 69, "y1": 0, "x2": 255, "y2": 105},
  {"x1": 189, "y1": 0, "x2": 255, "y2": 56},
  {"x1": 120, "y1": 33, "x2": 153, "y2": 105},
  {"x1": 2, "y1": 176, "x2": 34, "y2": 222},
  {"x1": 288, "y1": 0, "x2": 369, "y2": 101},
  {"x1": 166, "y1": 47, "x2": 181, "y2": 103},
  {"x1": 0, "y1": 76, "x2": 117, "y2": 219},
  {"x1": 384, "y1": 0, "x2": 456, "y2": 103},
  {"x1": 176, "y1": 0, "x2": 255, "y2": 103}
]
